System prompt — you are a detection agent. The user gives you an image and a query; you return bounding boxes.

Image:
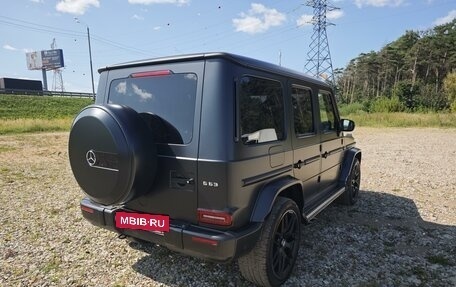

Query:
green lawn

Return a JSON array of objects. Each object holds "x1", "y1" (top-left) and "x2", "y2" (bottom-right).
[
  {"x1": 1, "y1": 94, "x2": 455, "y2": 135},
  {"x1": 0, "y1": 95, "x2": 92, "y2": 134}
]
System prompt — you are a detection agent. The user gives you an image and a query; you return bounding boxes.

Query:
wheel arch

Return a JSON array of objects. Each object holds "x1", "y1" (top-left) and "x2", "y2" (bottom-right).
[
  {"x1": 250, "y1": 175, "x2": 304, "y2": 223},
  {"x1": 339, "y1": 147, "x2": 362, "y2": 187}
]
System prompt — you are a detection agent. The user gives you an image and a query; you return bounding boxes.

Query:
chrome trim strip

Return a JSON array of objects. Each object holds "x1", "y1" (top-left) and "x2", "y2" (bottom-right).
[
  {"x1": 157, "y1": 155, "x2": 198, "y2": 161},
  {"x1": 90, "y1": 165, "x2": 119, "y2": 172},
  {"x1": 328, "y1": 147, "x2": 344, "y2": 155},
  {"x1": 157, "y1": 155, "x2": 242, "y2": 163},
  {"x1": 304, "y1": 155, "x2": 320, "y2": 165}
]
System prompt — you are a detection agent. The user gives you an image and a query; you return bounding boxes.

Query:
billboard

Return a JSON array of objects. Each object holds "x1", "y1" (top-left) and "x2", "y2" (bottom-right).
[
  {"x1": 26, "y1": 51, "x2": 43, "y2": 70},
  {"x1": 26, "y1": 49, "x2": 64, "y2": 70}
]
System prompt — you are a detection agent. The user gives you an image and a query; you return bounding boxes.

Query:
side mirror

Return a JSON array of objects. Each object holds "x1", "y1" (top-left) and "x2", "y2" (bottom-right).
[{"x1": 340, "y1": 119, "x2": 355, "y2": 132}]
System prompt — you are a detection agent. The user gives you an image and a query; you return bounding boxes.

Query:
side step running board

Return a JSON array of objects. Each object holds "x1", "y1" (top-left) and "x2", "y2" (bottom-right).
[{"x1": 304, "y1": 186, "x2": 345, "y2": 222}]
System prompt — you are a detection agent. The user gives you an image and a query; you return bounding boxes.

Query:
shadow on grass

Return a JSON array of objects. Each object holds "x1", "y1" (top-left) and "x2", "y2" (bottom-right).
[{"x1": 130, "y1": 190, "x2": 456, "y2": 286}]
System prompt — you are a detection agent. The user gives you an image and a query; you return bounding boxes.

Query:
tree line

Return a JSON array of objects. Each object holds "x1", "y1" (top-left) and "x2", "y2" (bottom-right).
[{"x1": 335, "y1": 19, "x2": 456, "y2": 112}]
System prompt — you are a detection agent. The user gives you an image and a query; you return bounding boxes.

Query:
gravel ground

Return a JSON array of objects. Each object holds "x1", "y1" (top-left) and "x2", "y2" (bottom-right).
[{"x1": 0, "y1": 128, "x2": 455, "y2": 287}]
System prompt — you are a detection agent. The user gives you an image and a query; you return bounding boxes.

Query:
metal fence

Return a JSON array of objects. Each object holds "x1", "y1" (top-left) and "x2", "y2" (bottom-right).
[{"x1": 0, "y1": 88, "x2": 94, "y2": 98}]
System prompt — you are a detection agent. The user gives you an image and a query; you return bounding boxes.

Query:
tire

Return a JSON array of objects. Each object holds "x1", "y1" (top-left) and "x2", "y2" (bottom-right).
[
  {"x1": 339, "y1": 157, "x2": 361, "y2": 205},
  {"x1": 238, "y1": 197, "x2": 301, "y2": 287},
  {"x1": 68, "y1": 104, "x2": 157, "y2": 205}
]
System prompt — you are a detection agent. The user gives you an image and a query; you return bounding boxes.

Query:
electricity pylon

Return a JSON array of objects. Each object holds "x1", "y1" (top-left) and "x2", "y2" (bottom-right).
[
  {"x1": 51, "y1": 38, "x2": 65, "y2": 92},
  {"x1": 304, "y1": 0, "x2": 339, "y2": 85}
]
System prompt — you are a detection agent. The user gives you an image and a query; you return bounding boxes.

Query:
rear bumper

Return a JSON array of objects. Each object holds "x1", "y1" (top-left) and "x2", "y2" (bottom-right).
[{"x1": 80, "y1": 198, "x2": 262, "y2": 262}]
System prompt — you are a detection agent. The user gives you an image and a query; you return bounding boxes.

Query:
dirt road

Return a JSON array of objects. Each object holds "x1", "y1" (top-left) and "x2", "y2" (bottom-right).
[{"x1": 1, "y1": 128, "x2": 455, "y2": 286}]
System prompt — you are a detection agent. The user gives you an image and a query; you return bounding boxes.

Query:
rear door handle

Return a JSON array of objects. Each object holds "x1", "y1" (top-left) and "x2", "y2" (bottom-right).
[{"x1": 294, "y1": 160, "x2": 303, "y2": 169}]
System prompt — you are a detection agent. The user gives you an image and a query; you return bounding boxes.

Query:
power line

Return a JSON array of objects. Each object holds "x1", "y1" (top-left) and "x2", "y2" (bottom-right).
[
  {"x1": 0, "y1": 15, "x2": 152, "y2": 57},
  {"x1": 1, "y1": 4, "x2": 309, "y2": 62}
]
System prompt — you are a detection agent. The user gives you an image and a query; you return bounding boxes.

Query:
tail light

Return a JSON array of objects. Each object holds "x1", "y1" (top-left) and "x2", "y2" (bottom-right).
[
  {"x1": 197, "y1": 209, "x2": 232, "y2": 226},
  {"x1": 130, "y1": 70, "x2": 172, "y2": 78},
  {"x1": 191, "y1": 236, "x2": 218, "y2": 246},
  {"x1": 80, "y1": 204, "x2": 94, "y2": 214}
]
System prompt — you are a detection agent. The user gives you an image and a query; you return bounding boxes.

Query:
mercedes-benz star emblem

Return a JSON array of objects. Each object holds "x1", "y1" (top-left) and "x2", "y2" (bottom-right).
[{"x1": 86, "y1": 150, "x2": 97, "y2": 167}]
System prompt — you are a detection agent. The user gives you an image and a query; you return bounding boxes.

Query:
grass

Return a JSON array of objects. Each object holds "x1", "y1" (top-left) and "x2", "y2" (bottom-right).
[
  {"x1": 426, "y1": 255, "x2": 453, "y2": 266},
  {"x1": 0, "y1": 118, "x2": 74, "y2": 135},
  {"x1": 343, "y1": 112, "x2": 456, "y2": 128},
  {"x1": 0, "y1": 94, "x2": 93, "y2": 119},
  {"x1": 411, "y1": 266, "x2": 429, "y2": 281},
  {"x1": 0, "y1": 94, "x2": 92, "y2": 134},
  {"x1": 1, "y1": 94, "x2": 455, "y2": 135},
  {"x1": 41, "y1": 256, "x2": 61, "y2": 274},
  {"x1": 0, "y1": 145, "x2": 16, "y2": 153}
]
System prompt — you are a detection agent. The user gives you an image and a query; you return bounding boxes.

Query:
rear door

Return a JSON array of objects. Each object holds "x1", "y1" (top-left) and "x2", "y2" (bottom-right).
[
  {"x1": 290, "y1": 84, "x2": 321, "y2": 204},
  {"x1": 105, "y1": 61, "x2": 204, "y2": 223}
]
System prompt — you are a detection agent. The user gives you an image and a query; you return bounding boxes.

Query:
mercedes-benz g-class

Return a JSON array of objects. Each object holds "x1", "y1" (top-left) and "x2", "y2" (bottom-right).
[{"x1": 68, "y1": 52, "x2": 361, "y2": 286}]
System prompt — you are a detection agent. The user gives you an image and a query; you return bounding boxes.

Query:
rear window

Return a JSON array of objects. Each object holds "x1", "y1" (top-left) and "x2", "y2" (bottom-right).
[{"x1": 108, "y1": 72, "x2": 197, "y2": 144}]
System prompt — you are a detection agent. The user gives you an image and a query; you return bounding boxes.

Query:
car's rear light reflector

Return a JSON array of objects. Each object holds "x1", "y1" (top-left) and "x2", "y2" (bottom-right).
[
  {"x1": 131, "y1": 70, "x2": 172, "y2": 78},
  {"x1": 80, "y1": 205, "x2": 94, "y2": 214},
  {"x1": 197, "y1": 209, "x2": 232, "y2": 226},
  {"x1": 191, "y1": 236, "x2": 218, "y2": 246}
]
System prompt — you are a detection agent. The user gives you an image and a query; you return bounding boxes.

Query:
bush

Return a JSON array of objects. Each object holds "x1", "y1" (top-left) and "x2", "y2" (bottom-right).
[
  {"x1": 443, "y1": 72, "x2": 456, "y2": 112},
  {"x1": 451, "y1": 101, "x2": 456, "y2": 113},
  {"x1": 338, "y1": 102, "x2": 366, "y2": 116},
  {"x1": 416, "y1": 84, "x2": 448, "y2": 111},
  {"x1": 370, "y1": 96, "x2": 406, "y2": 113}
]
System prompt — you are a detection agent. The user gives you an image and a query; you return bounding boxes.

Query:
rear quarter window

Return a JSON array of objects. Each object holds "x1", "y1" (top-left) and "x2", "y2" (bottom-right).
[
  {"x1": 239, "y1": 76, "x2": 284, "y2": 145},
  {"x1": 108, "y1": 72, "x2": 197, "y2": 144}
]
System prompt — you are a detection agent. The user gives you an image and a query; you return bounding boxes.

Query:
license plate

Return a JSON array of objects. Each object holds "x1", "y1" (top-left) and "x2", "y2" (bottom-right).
[{"x1": 115, "y1": 211, "x2": 170, "y2": 232}]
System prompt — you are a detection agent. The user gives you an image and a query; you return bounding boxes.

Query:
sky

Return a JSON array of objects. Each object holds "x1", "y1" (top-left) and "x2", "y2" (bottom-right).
[{"x1": 0, "y1": 0, "x2": 455, "y2": 93}]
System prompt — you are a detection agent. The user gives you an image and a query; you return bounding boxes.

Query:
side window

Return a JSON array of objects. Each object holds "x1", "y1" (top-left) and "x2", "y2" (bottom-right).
[
  {"x1": 292, "y1": 86, "x2": 314, "y2": 136},
  {"x1": 239, "y1": 76, "x2": 284, "y2": 145},
  {"x1": 318, "y1": 92, "x2": 337, "y2": 132}
]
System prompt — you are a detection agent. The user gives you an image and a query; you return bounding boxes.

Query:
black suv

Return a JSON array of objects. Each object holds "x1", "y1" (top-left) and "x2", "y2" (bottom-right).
[{"x1": 69, "y1": 52, "x2": 361, "y2": 287}]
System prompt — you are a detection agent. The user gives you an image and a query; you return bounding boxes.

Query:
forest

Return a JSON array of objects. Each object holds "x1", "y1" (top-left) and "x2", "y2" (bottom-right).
[{"x1": 335, "y1": 19, "x2": 456, "y2": 113}]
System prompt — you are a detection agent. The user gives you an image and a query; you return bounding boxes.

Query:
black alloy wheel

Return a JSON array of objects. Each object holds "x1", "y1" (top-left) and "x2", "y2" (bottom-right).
[
  {"x1": 338, "y1": 157, "x2": 361, "y2": 205},
  {"x1": 270, "y1": 208, "x2": 300, "y2": 281},
  {"x1": 238, "y1": 197, "x2": 301, "y2": 287},
  {"x1": 350, "y1": 159, "x2": 361, "y2": 202}
]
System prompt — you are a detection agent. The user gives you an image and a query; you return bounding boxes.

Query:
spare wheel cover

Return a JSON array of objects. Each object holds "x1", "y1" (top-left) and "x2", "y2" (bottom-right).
[{"x1": 68, "y1": 104, "x2": 156, "y2": 205}]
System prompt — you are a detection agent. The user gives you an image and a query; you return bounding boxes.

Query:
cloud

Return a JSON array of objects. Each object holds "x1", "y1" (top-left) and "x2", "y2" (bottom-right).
[
  {"x1": 29, "y1": 0, "x2": 44, "y2": 3},
  {"x1": 327, "y1": 9, "x2": 344, "y2": 20},
  {"x1": 132, "y1": 14, "x2": 144, "y2": 20},
  {"x1": 132, "y1": 84, "x2": 153, "y2": 102},
  {"x1": 3, "y1": 45, "x2": 35, "y2": 53},
  {"x1": 3, "y1": 44, "x2": 17, "y2": 51},
  {"x1": 128, "y1": 0, "x2": 190, "y2": 5},
  {"x1": 354, "y1": 0, "x2": 404, "y2": 8},
  {"x1": 56, "y1": 0, "x2": 100, "y2": 15},
  {"x1": 115, "y1": 82, "x2": 127, "y2": 95},
  {"x1": 184, "y1": 73, "x2": 197, "y2": 81},
  {"x1": 233, "y1": 3, "x2": 286, "y2": 34},
  {"x1": 433, "y1": 10, "x2": 456, "y2": 26},
  {"x1": 153, "y1": 26, "x2": 162, "y2": 30},
  {"x1": 297, "y1": 9, "x2": 343, "y2": 27},
  {"x1": 297, "y1": 14, "x2": 313, "y2": 27}
]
